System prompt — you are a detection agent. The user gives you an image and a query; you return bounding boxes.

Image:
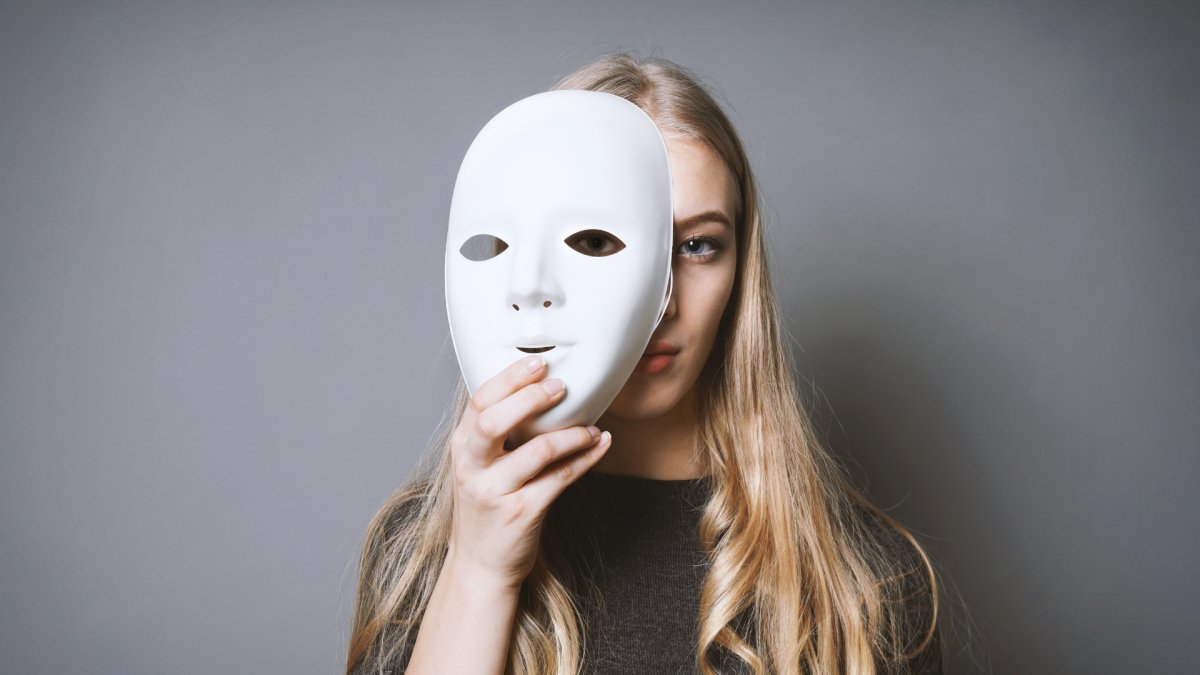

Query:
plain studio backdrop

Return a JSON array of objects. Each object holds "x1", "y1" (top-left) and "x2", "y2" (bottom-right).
[{"x1": 1, "y1": 1, "x2": 1196, "y2": 673}]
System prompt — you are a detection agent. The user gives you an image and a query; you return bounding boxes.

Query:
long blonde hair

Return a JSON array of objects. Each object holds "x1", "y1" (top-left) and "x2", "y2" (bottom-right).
[{"x1": 345, "y1": 52, "x2": 939, "y2": 675}]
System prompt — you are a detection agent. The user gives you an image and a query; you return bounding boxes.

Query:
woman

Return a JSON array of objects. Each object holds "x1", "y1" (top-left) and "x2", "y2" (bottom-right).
[{"x1": 346, "y1": 52, "x2": 941, "y2": 675}]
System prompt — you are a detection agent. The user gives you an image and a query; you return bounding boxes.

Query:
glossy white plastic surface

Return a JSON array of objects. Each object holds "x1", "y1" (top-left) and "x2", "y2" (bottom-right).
[{"x1": 445, "y1": 90, "x2": 673, "y2": 439}]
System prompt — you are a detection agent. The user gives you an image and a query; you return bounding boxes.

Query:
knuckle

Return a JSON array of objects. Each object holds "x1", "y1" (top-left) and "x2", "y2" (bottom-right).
[
  {"x1": 526, "y1": 382, "x2": 551, "y2": 406},
  {"x1": 467, "y1": 394, "x2": 487, "y2": 415},
  {"x1": 508, "y1": 361, "x2": 528, "y2": 383},
  {"x1": 475, "y1": 411, "x2": 502, "y2": 439},
  {"x1": 577, "y1": 427, "x2": 595, "y2": 447},
  {"x1": 466, "y1": 480, "x2": 496, "y2": 505},
  {"x1": 507, "y1": 491, "x2": 536, "y2": 521},
  {"x1": 460, "y1": 481, "x2": 483, "y2": 503},
  {"x1": 451, "y1": 461, "x2": 471, "y2": 489},
  {"x1": 456, "y1": 475, "x2": 489, "y2": 503},
  {"x1": 554, "y1": 459, "x2": 576, "y2": 483},
  {"x1": 534, "y1": 435, "x2": 558, "y2": 468}
]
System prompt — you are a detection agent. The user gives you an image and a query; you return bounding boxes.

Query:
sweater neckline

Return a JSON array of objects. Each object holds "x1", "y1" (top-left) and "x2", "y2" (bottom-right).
[
  {"x1": 575, "y1": 469, "x2": 712, "y2": 504},
  {"x1": 581, "y1": 469, "x2": 709, "y2": 485}
]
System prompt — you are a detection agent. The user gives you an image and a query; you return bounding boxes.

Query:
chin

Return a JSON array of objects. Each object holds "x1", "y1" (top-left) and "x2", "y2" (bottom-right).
[{"x1": 602, "y1": 380, "x2": 687, "y2": 421}]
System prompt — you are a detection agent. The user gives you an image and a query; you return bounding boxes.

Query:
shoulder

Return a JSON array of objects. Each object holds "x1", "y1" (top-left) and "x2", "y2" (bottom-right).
[
  {"x1": 357, "y1": 484, "x2": 434, "y2": 584},
  {"x1": 378, "y1": 483, "x2": 433, "y2": 535},
  {"x1": 850, "y1": 500, "x2": 944, "y2": 674}
]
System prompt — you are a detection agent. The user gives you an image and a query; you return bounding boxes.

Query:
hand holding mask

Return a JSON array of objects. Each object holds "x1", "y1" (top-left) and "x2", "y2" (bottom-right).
[{"x1": 445, "y1": 90, "x2": 674, "y2": 444}]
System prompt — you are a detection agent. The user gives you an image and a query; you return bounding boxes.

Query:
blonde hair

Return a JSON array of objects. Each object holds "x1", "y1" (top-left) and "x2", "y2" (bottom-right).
[{"x1": 346, "y1": 52, "x2": 939, "y2": 675}]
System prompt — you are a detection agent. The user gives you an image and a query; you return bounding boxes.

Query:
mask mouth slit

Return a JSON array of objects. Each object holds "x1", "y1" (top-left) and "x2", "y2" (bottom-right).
[{"x1": 517, "y1": 346, "x2": 556, "y2": 354}]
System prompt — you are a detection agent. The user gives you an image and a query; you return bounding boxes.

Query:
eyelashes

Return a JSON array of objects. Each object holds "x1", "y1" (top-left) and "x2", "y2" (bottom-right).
[
  {"x1": 459, "y1": 229, "x2": 626, "y2": 261},
  {"x1": 676, "y1": 234, "x2": 722, "y2": 261}
]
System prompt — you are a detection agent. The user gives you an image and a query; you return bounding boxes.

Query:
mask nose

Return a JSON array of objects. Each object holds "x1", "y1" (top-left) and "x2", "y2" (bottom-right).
[{"x1": 506, "y1": 245, "x2": 564, "y2": 312}]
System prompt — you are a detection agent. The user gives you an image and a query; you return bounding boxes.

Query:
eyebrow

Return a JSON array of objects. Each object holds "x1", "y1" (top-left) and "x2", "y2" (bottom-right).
[{"x1": 675, "y1": 210, "x2": 733, "y2": 230}]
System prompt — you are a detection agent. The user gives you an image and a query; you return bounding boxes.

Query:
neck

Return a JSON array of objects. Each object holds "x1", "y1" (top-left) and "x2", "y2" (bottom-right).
[{"x1": 593, "y1": 386, "x2": 707, "y2": 480}]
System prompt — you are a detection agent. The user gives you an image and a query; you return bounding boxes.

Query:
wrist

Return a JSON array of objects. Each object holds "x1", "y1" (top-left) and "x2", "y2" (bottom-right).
[{"x1": 443, "y1": 550, "x2": 525, "y2": 595}]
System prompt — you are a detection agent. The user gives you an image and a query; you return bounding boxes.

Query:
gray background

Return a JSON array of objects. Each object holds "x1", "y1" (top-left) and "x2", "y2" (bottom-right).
[{"x1": 1, "y1": 1, "x2": 1196, "y2": 673}]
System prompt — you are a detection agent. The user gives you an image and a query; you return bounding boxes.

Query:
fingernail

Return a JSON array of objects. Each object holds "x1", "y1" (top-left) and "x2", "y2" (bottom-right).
[
  {"x1": 542, "y1": 379, "x2": 563, "y2": 395},
  {"x1": 525, "y1": 356, "x2": 546, "y2": 373},
  {"x1": 600, "y1": 431, "x2": 612, "y2": 445},
  {"x1": 587, "y1": 426, "x2": 600, "y2": 439}
]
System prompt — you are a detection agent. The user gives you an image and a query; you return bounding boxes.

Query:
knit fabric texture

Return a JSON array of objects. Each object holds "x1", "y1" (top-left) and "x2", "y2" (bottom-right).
[
  {"x1": 363, "y1": 469, "x2": 942, "y2": 674},
  {"x1": 560, "y1": 470, "x2": 714, "y2": 675},
  {"x1": 554, "y1": 471, "x2": 943, "y2": 675}
]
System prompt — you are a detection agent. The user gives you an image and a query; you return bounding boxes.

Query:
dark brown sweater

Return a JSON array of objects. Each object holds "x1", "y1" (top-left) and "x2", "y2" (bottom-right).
[
  {"x1": 552, "y1": 470, "x2": 943, "y2": 675},
  {"x1": 363, "y1": 470, "x2": 942, "y2": 674}
]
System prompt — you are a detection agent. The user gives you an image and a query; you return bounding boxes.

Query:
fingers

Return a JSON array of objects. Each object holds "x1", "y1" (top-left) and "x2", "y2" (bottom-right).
[
  {"x1": 469, "y1": 355, "x2": 550, "y2": 413},
  {"x1": 456, "y1": 356, "x2": 566, "y2": 466},
  {"x1": 490, "y1": 425, "x2": 603, "y2": 493},
  {"x1": 466, "y1": 378, "x2": 565, "y2": 455},
  {"x1": 519, "y1": 430, "x2": 613, "y2": 509}
]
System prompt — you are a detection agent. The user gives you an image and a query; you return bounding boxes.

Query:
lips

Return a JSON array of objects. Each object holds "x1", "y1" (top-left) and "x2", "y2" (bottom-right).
[
  {"x1": 642, "y1": 339, "x2": 680, "y2": 357},
  {"x1": 635, "y1": 339, "x2": 679, "y2": 375}
]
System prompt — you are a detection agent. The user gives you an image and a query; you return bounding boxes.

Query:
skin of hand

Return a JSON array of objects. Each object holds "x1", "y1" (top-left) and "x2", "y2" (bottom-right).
[{"x1": 445, "y1": 354, "x2": 612, "y2": 590}]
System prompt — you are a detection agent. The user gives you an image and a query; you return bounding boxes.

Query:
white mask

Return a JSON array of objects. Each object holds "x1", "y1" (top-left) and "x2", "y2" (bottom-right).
[{"x1": 445, "y1": 90, "x2": 673, "y2": 441}]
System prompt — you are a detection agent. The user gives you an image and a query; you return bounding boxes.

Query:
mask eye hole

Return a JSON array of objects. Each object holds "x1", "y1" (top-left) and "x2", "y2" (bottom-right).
[
  {"x1": 564, "y1": 229, "x2": 626, "y2": 257},
  {"x1": 459, "y1": 234, "x2": 509, "y2": 261}
]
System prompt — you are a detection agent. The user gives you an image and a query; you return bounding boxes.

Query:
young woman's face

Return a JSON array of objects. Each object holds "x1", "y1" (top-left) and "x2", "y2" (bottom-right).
[{"x1": 602, "y1": 135, "x2": 739, "y2": 420}]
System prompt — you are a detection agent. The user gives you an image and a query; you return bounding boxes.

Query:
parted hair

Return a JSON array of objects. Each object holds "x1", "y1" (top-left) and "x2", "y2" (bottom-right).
[{"x1": 345, "y1": 51, "x2": 940, "y2": 675}]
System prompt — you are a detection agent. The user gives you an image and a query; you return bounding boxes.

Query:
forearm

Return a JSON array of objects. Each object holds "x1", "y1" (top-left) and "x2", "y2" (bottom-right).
[{"x1": 404, "y1": 553, "x2": 520, "y2": 675}]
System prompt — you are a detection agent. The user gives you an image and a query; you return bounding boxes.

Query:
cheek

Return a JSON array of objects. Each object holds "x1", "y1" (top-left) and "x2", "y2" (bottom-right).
[
  {"x1": 679, "y1": 263, "x2": 736, "y2": 326},
  {"x1": 711, "y1": 268, "x2": 736, "y2": 315}
]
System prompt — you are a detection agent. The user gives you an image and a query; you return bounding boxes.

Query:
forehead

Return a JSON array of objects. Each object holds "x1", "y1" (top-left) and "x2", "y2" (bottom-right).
[{"x1": 664, "y1": 137, "x2": 739, "y2": 229}]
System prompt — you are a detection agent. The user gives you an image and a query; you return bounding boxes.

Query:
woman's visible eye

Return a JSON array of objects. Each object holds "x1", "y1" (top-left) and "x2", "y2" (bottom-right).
[
  {"x1": 676, "y1": 235, "x2": 721, "y2": 260},
  {"x1": 459, "y1": 234, "x2": 509, "y2": 261},
  {"x1": 564, "y1": 229, "x2": 626, "y2": 257}
]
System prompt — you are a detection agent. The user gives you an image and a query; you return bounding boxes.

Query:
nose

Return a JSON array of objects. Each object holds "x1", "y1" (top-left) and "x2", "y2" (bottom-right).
[{"x1": 506, "y1": 245, "x2": 565, "y2": 312}]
